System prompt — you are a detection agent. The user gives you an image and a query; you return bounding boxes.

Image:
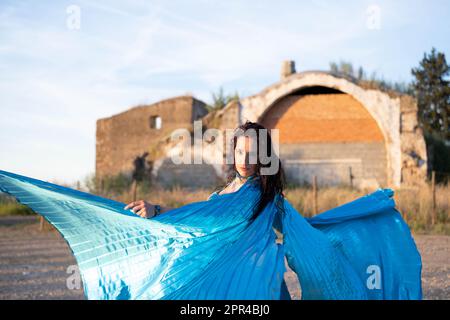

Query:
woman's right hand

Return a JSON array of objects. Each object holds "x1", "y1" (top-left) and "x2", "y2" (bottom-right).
[{"x1": 124, "y1": 200, "x2": 156, "y2": 219}]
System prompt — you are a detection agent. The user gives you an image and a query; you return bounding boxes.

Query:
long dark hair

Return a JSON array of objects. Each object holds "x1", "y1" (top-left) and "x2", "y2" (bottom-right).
[{"x1": 223, "y1": 121, "x2": 286, "y2": 221}]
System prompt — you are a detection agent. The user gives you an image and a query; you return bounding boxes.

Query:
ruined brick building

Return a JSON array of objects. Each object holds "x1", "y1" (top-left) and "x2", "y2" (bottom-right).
[{"x1": 96, "y1": 61, "x2": 428, "y2": 190}]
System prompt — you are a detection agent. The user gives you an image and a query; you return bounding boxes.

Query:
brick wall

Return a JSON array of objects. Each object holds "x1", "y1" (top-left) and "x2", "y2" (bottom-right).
[
  {"x1": 281, "y1": 142, "x2": 387, "y2": 187},
  {"x1": 155, "y1": 159, "x2": 223, "y2": 189},
  {"x1": 262, "y1": 93, "x2": 387, "y2": 187},
  {"x1": 261, "y1": 93, "x2": 384, "y2": 143},
  {"x1": 96, "y1": 96, "x2": 208, "y2": 180}
]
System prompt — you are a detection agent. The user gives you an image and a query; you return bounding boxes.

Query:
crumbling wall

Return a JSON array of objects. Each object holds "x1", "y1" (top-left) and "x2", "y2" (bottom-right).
[
  {"x1": 399, "y1": 95, "x2": 428, "y2": 186},
  {"x1": 95, "y1": 96, "x2": 208, "y2": 181}
]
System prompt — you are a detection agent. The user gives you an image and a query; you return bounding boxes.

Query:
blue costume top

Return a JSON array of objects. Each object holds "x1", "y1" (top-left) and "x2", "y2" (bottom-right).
[{"x1": 0, "y1": 169, "x2": 422, "y2": 300}]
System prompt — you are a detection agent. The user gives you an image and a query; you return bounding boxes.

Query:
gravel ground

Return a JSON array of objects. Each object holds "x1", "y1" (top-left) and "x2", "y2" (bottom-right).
[{"x1": 0, "y1": 216, "x2": 448, "y2": 300}]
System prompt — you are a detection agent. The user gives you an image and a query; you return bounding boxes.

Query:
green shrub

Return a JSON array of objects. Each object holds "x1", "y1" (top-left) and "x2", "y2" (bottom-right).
[{"x1": 0, "y1": 196, "x2": 35, "y2": 216}]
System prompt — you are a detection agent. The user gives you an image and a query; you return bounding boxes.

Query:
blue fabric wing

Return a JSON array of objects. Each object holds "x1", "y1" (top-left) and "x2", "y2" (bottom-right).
[
  {"x1": 282, "y1": 188, "x2": 422, "y2": 300},
  {"x1": 0, "y1": 170, "x2": 286, "y2": 299},
  {"x1": 0, "y1": 169, "x2": 422, "y2": 300}
]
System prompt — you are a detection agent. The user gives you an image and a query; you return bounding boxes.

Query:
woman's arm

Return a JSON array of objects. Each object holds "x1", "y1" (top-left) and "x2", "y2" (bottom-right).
[{"x1": 124, "y1": 200, "x2": 174, "y2": 218}]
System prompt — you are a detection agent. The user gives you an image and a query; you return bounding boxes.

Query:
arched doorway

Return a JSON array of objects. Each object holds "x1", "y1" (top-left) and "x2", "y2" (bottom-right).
[{"x1": 259, "y1": 86, "x2": 387, "y2": 188}]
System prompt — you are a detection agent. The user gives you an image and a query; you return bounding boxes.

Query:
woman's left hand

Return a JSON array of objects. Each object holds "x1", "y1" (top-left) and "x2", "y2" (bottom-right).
[{"x1": 124, "y1": 200, "x2": 155, "y2": 218}]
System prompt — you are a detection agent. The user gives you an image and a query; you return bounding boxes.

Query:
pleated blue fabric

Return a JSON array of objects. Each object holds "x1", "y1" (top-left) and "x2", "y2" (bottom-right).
[{"x1": 0, "y1": 169, "x2": 422, "y2": 300}]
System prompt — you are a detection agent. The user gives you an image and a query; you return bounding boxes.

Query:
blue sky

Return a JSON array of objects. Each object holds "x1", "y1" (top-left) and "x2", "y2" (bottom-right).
[{"x1": 0, "y1": 0, "x2": 449, "y2": 185}]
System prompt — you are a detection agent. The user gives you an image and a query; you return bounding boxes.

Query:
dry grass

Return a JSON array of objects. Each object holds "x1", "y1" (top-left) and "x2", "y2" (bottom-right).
[
  {"x1": 1, "y1": 182, "x2": 448, "y2": 234},
  {"x1": 394, "y1": 184, "x2": 450, "y2": 234},
  {"x1": 284, "y1": 185, "x2": 365, "y2": 218},
  {"x1": 113, "y1": 185, "x2": 213, "y2": 209},
  {"x1": 113, "y1": 182, "x2": 449, "y2": 235},
  {"x1": 284, "y1": 183, "x2": 449, "y2": 235}
]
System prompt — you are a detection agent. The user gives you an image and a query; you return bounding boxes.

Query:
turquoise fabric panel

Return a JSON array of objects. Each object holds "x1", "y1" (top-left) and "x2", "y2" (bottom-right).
[{"x1": 0, "y1": 170, "x2": 422, "y2": 299}]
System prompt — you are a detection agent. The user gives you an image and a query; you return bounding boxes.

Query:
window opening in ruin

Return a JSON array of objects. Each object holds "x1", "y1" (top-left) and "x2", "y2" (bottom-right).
[{"x1": 150, "y1": 115, "x2": 162, "y2": 129}]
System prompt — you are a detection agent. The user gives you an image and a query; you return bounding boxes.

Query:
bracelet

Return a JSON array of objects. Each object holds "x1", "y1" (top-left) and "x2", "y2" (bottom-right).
[{"x1": 153, "y1": 204, "x2": 161, "y2": 217}]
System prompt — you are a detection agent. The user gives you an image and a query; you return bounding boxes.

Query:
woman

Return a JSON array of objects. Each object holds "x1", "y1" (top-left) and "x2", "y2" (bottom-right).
[
  {"x1": 124, "y1": 121, "x2": 285, "y2": 222},
  {"x1": 0, "y1": 121, "x2": 422, "y2": 300}
]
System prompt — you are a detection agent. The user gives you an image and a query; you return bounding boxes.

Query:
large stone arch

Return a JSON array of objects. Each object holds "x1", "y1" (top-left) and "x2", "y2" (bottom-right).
[{"x1": 239, "y1": 71, "x2": 405, "y2": 188}]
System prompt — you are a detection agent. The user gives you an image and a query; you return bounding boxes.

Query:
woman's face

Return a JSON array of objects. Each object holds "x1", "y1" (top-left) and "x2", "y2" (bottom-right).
[{"x1": 235, "y1": 135, "x2": 257, "y2": 177}]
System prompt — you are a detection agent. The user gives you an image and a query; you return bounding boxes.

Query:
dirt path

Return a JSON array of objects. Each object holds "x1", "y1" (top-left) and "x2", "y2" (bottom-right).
[{"x1": 0, "y1": 216, "x2": 448, "y2": 300}]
